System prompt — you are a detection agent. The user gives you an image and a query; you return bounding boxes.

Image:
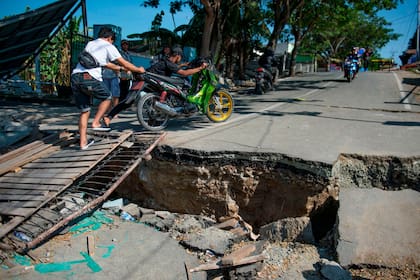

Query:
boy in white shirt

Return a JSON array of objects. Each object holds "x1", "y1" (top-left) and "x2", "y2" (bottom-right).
[{"x1": 71, "y1": 27, "x2": 145, "y2": 149}]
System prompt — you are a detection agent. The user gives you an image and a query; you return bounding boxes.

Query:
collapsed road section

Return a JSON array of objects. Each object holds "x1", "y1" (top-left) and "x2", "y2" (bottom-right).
[
  {"x1": 116, "y1": 146, "x2": 419, "y2": 268},
  {"x1": 0, "y1": 132, "x2": 419, "y2": 278}
]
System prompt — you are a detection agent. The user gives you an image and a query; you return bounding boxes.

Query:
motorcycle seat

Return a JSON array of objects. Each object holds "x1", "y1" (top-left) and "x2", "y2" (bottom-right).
[{"x1": 146, "y1": 72, "x2": 185, "y2": 87}]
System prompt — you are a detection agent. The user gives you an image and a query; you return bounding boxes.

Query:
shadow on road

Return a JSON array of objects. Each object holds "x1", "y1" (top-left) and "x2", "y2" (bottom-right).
[{"x1": 383, "y1": 121, "x2": 420, "y2": 126}]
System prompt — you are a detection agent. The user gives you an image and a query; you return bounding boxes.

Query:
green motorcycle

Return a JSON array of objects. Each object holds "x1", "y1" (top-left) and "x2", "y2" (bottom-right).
[{"x1": 136, "y1": 57, "x2": 234, "y2": 131}]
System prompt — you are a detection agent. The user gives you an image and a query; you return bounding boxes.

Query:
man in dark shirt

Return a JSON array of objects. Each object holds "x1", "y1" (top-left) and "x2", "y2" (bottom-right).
[
  {"x1": 148, "y1": 47, "x2": 205, "y2": 76},
  {"x1": 103, "y1": 47, "x2": 206, "y2": 127}
]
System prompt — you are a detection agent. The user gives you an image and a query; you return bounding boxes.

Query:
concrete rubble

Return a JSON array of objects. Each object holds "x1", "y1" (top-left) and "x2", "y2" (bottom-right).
[{"x1": 0, "y1": 196, "x2": 349, "y2": 279}]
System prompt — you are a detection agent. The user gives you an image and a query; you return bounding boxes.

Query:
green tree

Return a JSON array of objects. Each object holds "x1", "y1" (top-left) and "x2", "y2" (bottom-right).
[
  {"x1": 22, "y1": 16, "x2": 83, "y2": 93},
  {"x1": 288, "y1": 0, "x2": 327, "y2": 76},
  {"x1": 295, "y1": 0, "x2": 400, "y2": 71}
]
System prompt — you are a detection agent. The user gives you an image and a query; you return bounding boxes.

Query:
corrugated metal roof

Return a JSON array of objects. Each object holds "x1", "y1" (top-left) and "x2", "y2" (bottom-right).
[{"x1": 0, "y1": 0, "x2": 80, "y2": 79}]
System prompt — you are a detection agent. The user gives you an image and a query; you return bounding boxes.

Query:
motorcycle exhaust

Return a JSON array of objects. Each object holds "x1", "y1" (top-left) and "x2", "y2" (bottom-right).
[{"x1": 154, "y1": 101, "x2": 179, "y2": 117}]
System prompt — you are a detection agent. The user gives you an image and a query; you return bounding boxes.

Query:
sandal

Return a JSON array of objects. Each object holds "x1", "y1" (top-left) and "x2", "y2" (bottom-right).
[
  {"x1": 92, "y1": 125, "x2": 111, "y2": 132},
  {"x1": 81, "y1": 139, "x2": 95, "y2": 150}
]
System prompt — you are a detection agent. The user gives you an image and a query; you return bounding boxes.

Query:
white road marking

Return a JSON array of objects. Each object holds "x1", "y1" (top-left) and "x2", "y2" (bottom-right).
[{"x1": 393, "y1": 72, "x2": 412, "y2": 110}]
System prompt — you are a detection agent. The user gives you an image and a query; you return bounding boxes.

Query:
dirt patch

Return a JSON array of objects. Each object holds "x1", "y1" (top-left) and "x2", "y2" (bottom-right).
[{"x1": 349, "y1": 263, "x2": 420, "y2": 280}]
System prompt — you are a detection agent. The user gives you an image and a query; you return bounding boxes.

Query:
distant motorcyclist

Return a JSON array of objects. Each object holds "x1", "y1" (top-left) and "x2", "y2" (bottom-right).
[
  {"x1": 258, "y1": 46, "x2": 277, "y2": 81},
  {"x1": 344, "y1": 47, "x2": 360, "y2": 77},
  {"x1": 258, "y1": 47, "x2": 275, "y2": 70}
]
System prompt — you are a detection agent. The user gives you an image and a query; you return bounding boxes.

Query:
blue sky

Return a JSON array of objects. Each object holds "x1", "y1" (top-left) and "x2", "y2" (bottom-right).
[
  {"x1": 0, "y1": 0, "x2": 418, "y2": 64},
  {"x1": 0, "y1": 0, "x2": 193, "y2": 37},
  {"x1": 378, "y1": 0, "x2": 418, "y2": 64}
]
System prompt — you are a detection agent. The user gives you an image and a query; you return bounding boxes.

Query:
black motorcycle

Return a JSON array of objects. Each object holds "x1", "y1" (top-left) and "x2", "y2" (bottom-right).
[
  {"x1": 135, "y1": 57, "x2": 234, "y2": 131},
  {"x1": 254, "y1": 66, "x2": 274, "y2": 95}
]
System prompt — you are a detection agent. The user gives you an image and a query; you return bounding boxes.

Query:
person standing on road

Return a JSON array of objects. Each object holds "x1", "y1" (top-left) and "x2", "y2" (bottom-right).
[
  {"x1": 362, "y1": 48, "x2": 373, "y2": 71},
  {"x1": 119, "y1": 40, "x2": 133, "y2": 102},
  {"x1": 71, "y1": 27, "x2": 145, "y2": 150},
  {"x1": 102, "y1": 62, "x2": 121, "y2": 112}
]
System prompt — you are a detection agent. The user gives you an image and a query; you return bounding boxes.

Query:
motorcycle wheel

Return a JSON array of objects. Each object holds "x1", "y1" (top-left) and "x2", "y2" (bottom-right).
[
  {"x1": 136, "y1": 93, "x2": 169, "y2": 131},
  {"x1": 255, "y1": 83, "x2": 263, "y2": 95},
  {"x1": 206, "y1": 89, "x2": 234, "y2": 122},
  {"x1": 347, "y1": 72, "x2": 351, "y2": 83}
]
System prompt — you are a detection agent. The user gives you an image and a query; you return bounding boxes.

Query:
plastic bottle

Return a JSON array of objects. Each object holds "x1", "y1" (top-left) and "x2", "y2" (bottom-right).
[
  {"x1": 120, "y1": 211, "x2": 135, "y2": 221},
  {"x1": 14, "y1": 231, "x2": 32, "y2": 242}
]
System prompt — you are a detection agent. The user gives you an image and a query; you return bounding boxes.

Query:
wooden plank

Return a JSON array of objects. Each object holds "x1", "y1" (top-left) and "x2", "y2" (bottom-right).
[
  {"x1": 3, "y1": 169, "x2": 81, "y2": 179},
  {"x1": 189, "y1": 253, "x2": 266, "y2": 273},
  {"x1": 0, "y1": 183, "x2": 65, "y2": 191},
  {"x1": 0, "y1": 194, "x2": 48, "y2": 201},
  {"x1": 221, "y1": 244, "x2": 256, "y2": 266},
  {"x1": 0, "y1": 144, "x2": 58, "y2": 174},
  {"x1": 87, "y1": 235, "x2": 95, "y2": 256},
  {"x1": 213, "y1": 218, "x2": 239, "y2": 229},
  {"x1": 0, "y1": 207, "x2": 35, "y2": 217},
  {"x1": 0, "y1": 132, "x2": 66, "y2": 164},
  {"x1": 0, "y1": 201, "x2": 42, "y2": 209},
  {"x1": 0, "y1": 189, "x2": 49, "y2": 196},
  {"x1": 0, "y1": 217, "x2": 25, "y2": 240},
  {"x1": 20, "y1": 166, "x2": 87, "y2": 175},
  {"x1": 22, "y1": 161, "x2": 97, "y2": 169},
  {"x1": 49, "y1": 149, "x2": 107, "y2": 157},
  {"x1": 34, "y1": 155, "x2": 103, "y2": 163},
  {"x1": 0, "y1": 131, "x2": 74, "y2": 175},
  {"x1": 0, "y1": 176, "x2": 72, "y2": 185}
]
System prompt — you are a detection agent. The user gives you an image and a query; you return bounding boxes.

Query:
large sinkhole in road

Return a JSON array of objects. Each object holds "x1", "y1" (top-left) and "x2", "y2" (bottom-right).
[{"x1": 115, "y1": 146, "x2": 419, "y2": 243}]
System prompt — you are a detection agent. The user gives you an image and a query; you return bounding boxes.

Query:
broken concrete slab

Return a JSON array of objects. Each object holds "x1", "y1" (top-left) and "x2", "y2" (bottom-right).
[
  {"x1": 259, "y1": 217, "x2": 315, "y2": 244},
  {"x1": 319, "y1": 258, "x2": 352, "y2": 280},
  {"x1": 334, "y1": 154, "x2": 420, "y2": 267},
  {"x1": 180, "y1": 227, "x2": 237, "y2": 256},
  {"x1": 337, "y1": 187, "x2": 420, "y2": 267},
  {"x1": 172, "y1": 215, "x2": 216, "y2": 234},
  {"x1": 333, "y1": 154, "x2": 420, "y2": 191}
]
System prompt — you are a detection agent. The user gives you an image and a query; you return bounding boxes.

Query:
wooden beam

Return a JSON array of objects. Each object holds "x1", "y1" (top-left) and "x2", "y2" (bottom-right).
[
  {"x1": 189, "y1": 253, "x2": 266, "y2": 273},
  {"x1": 221, "y1": 244, "x2": 256, "y2": 266}
]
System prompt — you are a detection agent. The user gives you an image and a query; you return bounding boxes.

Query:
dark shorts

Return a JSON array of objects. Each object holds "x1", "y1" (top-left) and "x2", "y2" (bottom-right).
[{"x1": 71, "y1": 72, "x2": 112, "y2": 112}]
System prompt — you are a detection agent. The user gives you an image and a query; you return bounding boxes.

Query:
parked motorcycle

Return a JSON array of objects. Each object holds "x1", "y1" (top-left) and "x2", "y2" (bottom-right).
[
  {"x1": 135, "y1": 57, "x2": 234, "y2": 131},
  {"x1": 254, "y1": 66, "x2": 273, "y2": 95},
  {"x1": 344, "y1": 59, "x2": 358, "y2": 82}
]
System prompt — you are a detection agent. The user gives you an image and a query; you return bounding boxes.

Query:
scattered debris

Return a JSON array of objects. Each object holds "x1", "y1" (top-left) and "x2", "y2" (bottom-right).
[{"x1": 86, "y1": 235, "x2": 95, "y2": 256}]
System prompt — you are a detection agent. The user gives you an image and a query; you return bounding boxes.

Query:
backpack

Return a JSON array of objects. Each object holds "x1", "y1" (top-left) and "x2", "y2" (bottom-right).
[{"x1": 78, "y1": 50, "x2": 100, "y2": 69}]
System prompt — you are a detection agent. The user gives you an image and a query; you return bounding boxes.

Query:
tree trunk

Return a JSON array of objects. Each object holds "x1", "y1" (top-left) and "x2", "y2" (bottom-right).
[
  {"x1": 269, "y1": 0, "x2": 304, "y2": 49},
  {"x1": 289, "y1": 33, "x2": 302, "y2": 77},
  {"x1": 200, "y1": 0, "x2": 221, "y2": 57}
]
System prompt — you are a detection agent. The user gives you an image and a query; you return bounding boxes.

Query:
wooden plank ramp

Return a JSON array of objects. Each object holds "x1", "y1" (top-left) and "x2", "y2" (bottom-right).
[{"x1": 0, "y1": 130, "x2": 166, "y2": 252}]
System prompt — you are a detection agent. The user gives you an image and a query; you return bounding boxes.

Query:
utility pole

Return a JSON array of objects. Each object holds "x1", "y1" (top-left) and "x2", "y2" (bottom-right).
[
  {"x1": 82, "y1": 0, "x2": 88, "y2": 39},
  {"x1": 417, "y1": 0, "x2": 420, "y2": 61}
]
